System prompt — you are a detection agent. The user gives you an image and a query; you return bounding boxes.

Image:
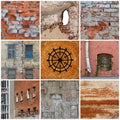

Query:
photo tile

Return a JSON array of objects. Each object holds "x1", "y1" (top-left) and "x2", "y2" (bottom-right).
[
  {"x1": 81, "y1": 1, "x2": 119, "y2": 40},
  {"x1": 41, "y1": 80, "x2": 79, "y2": 119},
  {"x1": 41, "y1": 41, "x2": 79, "y2": 79},
  {"x1": 81, "y1": 41, "x2": 119, "y2": 78},
  {"x1": 41, "y1": 1, "x2": 79, "y2": 40},
  {"x1": 1, "y1": 41, "x2": 39, "y2": 79},
  {"x1": 81, "y1": 80, "x2": 119, "y2": 119},
  {"x1": 1, "y1": 1, "x2": 40, "y2": 40}
]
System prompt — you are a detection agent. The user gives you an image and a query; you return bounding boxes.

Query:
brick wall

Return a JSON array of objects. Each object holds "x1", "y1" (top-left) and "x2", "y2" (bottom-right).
[
  {"x1": 81, "y1": 1, "x2": 119, "y2": 39},
  {"x1": 1, "y1": 1, "x2": 39, "y2": 40},
  {"x1": 14, "y1": 81, "x2": 39, "y2": 118}
]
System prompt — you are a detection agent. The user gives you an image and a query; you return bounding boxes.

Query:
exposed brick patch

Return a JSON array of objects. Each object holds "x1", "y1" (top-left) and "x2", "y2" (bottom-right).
[
  {"x1": 1, "y1": 1, "x2": 40, "y2": 40},
  {"x1": 81, "y1": 1, "x2": 119, "y2": 40}
]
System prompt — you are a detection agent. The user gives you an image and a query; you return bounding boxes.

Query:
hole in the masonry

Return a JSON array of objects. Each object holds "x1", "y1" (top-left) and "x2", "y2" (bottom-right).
[{"x1": 62, "y1": 10, "x2": 69, "y2": 25}]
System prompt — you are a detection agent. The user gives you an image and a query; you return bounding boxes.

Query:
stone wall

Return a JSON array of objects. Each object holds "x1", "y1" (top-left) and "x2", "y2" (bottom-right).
[{"x1": 41, "y1": 81, "x2": 79, "y2": 119}]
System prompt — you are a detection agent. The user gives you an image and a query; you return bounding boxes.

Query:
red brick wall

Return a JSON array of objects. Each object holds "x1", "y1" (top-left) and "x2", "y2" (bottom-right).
[
  {"x1": 1, "y1": 1, "x2": 39, "y2": 40},
  {"x1": 14, "y1": 81, "x2": 40, "y2": 117}
]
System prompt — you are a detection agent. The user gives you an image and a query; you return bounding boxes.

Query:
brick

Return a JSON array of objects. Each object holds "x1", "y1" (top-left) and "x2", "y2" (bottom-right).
[
  {"x1": 111, "y1": 4, "x2": 119, "y2": 8},
  {"x1": 96, "y1": 4, "x2": 110, "y2": 8},
  {"x1": 104, "y1": 9, "x2": 118, "y2": 12}
]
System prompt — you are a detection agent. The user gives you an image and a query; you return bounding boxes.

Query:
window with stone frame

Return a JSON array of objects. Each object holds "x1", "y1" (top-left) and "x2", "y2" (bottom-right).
[
  {"x1": 25, "y1": 69, "x2": 33, "y2": 79},
  {"x1": 7, "y1": 68, "x2": 16, "y2": 79},
  {"x1": 8, "y1": 44, "x2": 15, "y2": 59},
  {"x1": 33, "y1": 86, "x2": 36, "y2": 98},
  {"x1": 25, "y1": 45, "x2": 33, "y2": 58},
  {"x1": 97, "y1": 53, "x2": 113, "y2": 71}
]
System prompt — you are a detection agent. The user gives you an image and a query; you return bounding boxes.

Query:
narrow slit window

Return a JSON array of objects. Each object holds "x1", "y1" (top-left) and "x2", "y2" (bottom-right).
[
  {"x1": 27, "y1": 89, "x2": 30, "y2": 99},
  {"x1": 33, "y1": 107, "x2": 36, "y2": 117},
  {"x1": 27, "y1": 108, "x2": 30, "y2": 117},
  {"x1": 20, "y1": 110, "x2": 24, "y2": 117},
  {"x1": 33, "y1": 87, "x2": 36, "y2": 98},
  {"x1": 25, "y1": 45, "x2": 33, "y2": 58},
  {"x1": 16, "y1": 93, "x2": 19, "y2": 103},
  {"x1": 20, "y1": 91, "x2": 23, "y2": 101},
  {"x1": 62, "y1": 10, "x2": 69, "y2": 25}
]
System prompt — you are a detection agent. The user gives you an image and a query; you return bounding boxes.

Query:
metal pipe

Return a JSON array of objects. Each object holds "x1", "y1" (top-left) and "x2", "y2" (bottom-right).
[{"x1": 85, "y1": 40, "x2": 91, "y2": 73}]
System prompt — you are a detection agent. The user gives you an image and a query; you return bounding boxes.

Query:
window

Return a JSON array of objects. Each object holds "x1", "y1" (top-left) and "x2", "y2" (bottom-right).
[
  {"x1": 8, "y1": 68, "x2": 16, "y2": 79},
  {"x1": 27, "y1": 108, "x2": 30, "y2": 117},
  {"x1": 20, "y1": 91, "x2": 23, "y2": 101},
  {"x1": 8, "y1": 44, "x2": 15, "y2": 58},
  {"x1": 25, "y1": 69, "x2": 33, "y2": 79},
  {"x1": 16, "y1": 93, "x2": 19, "y2": 102},
  {"x1": 25, "y1": 45, "x2": 33, "y2": 58},
  {"x1": 62, "y1": 10, "x2": 69, "y2": 25},
  {"x1": 33, "y1": 107, "x2": 36, "y2": 117},
  {"x1": 20, "y1": 110, "x2": 24, "y2": 117},
  {"x1": 33, "y1": 87, "x2": 36, "y2": 98},
  {"x1": 97, "y1": 53, "x2": 113, "y2": 71},
  {"x1": 27, "y1": 89, "x2": 30, "y2": 99}
]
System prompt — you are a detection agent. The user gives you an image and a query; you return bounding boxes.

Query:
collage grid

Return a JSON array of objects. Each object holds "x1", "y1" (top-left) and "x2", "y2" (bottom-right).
[{"x1": 0, "y1": 0, "x2": 119, "y2": 119}]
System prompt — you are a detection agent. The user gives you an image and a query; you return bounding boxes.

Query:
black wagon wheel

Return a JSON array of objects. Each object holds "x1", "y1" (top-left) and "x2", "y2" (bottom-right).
[{"x1": 47, "y1": 47, "x2": 73, "y2": 73}]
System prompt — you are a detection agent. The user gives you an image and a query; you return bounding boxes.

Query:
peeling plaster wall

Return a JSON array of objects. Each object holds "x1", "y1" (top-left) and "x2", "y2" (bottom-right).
[
  {"x1": 41, "y1": 81, "x2": 79, "y2": 119},
  {"x1": 1, "y1": 41, "x2": 39, "y2": 79},
  {"x1": 81, "y1": 41, "x2": 119, "y2": 77},
  {"x1": 81, "y1": 1, "x2": 119, "y2": 39},
  {"x1": 41, "y1": 1, "x2": 79, "y2": 40}
]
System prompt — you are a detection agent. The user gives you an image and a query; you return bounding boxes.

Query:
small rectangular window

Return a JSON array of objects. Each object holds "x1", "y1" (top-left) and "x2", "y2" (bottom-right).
[
  {"x1": 33, "y1": 87, "x2": 36, "y2": 98},
  {"x1": 25, "y1": 45, "x2": 33, "y2": 58},
  {"x1": 25, "y1": 69, "x2": 33, "y2": 79},
  {"x1": 8, "y1": 44, "x2": 15, "y2": 58},
  {"x1": 27, "y1": 89, "x2": 30, "y2": 99},
  {"x1": 20, "y1": 110, "x2": 24, "y2": 117},
  {"x1": 33, "y1": 107, "x2": 36, "y2": 117},
  {"x1": 27, "y1": 108, "x2": 30, "y2": 117},
  {"x1": 8, "y1": 69, "x2": 16, "y2": 79}
]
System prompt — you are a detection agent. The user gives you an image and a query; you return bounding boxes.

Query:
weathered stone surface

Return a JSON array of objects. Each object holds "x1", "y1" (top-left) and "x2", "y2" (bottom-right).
[{"x1": 41, "y1": 81, "x2": 79, "y2": 119}]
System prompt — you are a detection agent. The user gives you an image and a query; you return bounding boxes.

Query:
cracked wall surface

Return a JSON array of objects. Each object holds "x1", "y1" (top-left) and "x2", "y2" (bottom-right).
[
  {"x1": 41, "y1": 1, "x2": 79, "y2": 40},
  {"x1": 1, "y1": 41, "x2": 39, "y2": 79},
  {"x1": 81, "y1": 1, "x2": 119, "y2": 40},
  {"x1": 41, "y1": 81, "x2": 79, "y2": 119},
  {"x1": 1, "y1": 1, "x2": 39, "y2": 40}
]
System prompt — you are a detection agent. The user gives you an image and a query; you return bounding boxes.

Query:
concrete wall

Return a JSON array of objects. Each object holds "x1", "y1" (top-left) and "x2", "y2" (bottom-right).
[{"x1": 41, "y1": 81, "x2": 79, "y2": 119}]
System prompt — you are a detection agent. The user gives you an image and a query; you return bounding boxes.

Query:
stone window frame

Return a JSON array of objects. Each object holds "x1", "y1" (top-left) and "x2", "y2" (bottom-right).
[
  {"x1": 25, "y1": 44, "x2": 33, "y2": 59},
  {"x1": 7, "y1": 44, "x2": 15, "y2": 59},
  {"x1": 25, "y1": 68, "x2": 33, "y2": 79},
  {"x1": 7, "y1": 68, "x2": 16, "y2": 79}
]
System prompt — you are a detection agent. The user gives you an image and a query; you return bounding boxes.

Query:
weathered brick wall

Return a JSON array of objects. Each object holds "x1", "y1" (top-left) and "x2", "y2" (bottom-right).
[
  {"x1": 14, "y1": 81, "x2": 39, "y2": 118},
  {"x1": 81, "y1": 1, "x2": 119, "y2": 39},
  {"x1": 1, "y1": 1, "x2": 39, "y2": 40},
  {"x1": 1, "y1": 41, "x2": 39, "y2": 79},
  {"x1": 41, "y1": 81, "x2": 79, "y2": 119}
]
